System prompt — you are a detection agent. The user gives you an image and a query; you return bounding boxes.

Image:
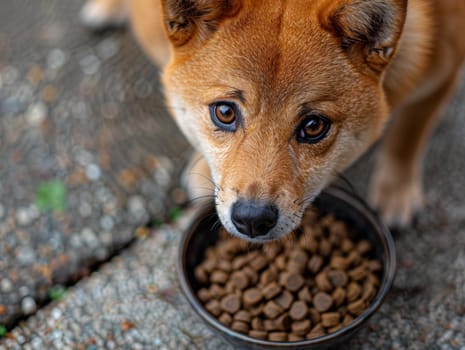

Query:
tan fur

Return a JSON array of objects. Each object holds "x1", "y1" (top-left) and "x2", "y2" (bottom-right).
[{"x1": 82, "y1": 0, "x2": 465, "y2": 237}]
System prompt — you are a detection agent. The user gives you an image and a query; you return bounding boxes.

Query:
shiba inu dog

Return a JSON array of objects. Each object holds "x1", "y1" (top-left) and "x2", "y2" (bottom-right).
[{"x1": 81, "y1": 0, "x2": 465, "y2": 242}]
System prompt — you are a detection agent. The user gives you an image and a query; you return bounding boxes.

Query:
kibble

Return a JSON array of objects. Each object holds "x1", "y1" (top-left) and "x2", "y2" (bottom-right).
[
  {"x1": 274, "y1": 290, "x2": 294, "y2": 310},
  {"x1": 289, "y1": 301, "x2": 308, "y2": 321},
  {"x1": 243, "y1": 288, "x2": 263, "y2": 307},
  {"x1": 194, "y1": 210, "x2": 382, "y2": 341}
]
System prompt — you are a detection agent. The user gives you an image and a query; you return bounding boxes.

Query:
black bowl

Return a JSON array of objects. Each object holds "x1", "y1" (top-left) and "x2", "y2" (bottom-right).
[{"x1": 177, "y1": 186, "x2": 396, "y2": 349}]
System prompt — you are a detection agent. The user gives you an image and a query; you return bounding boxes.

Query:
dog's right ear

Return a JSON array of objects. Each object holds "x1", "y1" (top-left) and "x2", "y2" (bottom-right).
[{"x1": 161, "y1": 0, "x2": 241, "y2": 47}]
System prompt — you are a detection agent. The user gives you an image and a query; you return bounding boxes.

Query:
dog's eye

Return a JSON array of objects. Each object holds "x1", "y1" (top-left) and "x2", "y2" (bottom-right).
[
  {"x1": 209, "y1": 102, "x2": 240, "y2": 132},
  {"x1": 296, "y1": 115, "x2": 331, "y2": 143}
]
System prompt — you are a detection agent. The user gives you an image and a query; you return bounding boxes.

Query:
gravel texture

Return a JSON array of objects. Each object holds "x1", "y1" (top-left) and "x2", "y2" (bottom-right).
[
  {"x1": 1, "y1": 0, "x2": 465, "y2": 349},
  {"x1": 0, "y1": 0, "x2": 189, "y2": 328}
]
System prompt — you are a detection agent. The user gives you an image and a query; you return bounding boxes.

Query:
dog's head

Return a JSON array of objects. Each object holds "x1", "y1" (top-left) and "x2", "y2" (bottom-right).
[{"x1": 161, "y1": 0, "x2": 407, "y2": 242}]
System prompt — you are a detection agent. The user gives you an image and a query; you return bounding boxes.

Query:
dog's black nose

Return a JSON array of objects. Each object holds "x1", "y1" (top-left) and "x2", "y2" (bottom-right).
[{"x1": 231, "y1": 200, "x2": 279, "y2": 238}]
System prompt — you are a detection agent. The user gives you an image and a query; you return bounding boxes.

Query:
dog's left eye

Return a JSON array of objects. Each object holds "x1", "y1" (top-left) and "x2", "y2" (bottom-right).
[
  {"x1": 296, "y1": 115, "x2": 331, "y2": 144},
  {"x1": 209, "y1": 102, "x2": 240, "y2": 132}
]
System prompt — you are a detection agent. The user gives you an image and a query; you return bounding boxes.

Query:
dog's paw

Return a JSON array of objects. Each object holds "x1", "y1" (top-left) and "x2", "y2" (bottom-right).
[
  {"x1": 79, "y1": 0, "x2": 127, "y2": 30},
  {"x1": 369, "y1": 160, "x2": 424, "y2": 228}
]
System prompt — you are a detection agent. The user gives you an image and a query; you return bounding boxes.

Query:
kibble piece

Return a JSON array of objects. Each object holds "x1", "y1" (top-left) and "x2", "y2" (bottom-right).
[
  {"x1": 209, "y1": 284, "x2": 225, "y2": 298},
  {"x1": 264, "y1": 319, "x2": 278, "y2": 331},
  {"x1": 250, "y1": 305, "x2": 264, "y2": 317},
  {"x1": 275, "y1": 255, "x2": 287, "y2": 270},
  {"x1": 264, "y1": 244, "x2": 281, "y2": 260},
  {"x1": 202, "y1": 258, "x2": 216, "y2": 272},
  {"x1": 341, "y1": 238, "x2": 354, "y2": 253},
  {"x1": 278, "y1": 272, "x2": 290, "y2": 286},
  {"x1": 260, "y1": 268, "x2": 278, "y2": 285},
  {"x1": 230, "y1": 271, "x2": 249, "y2": 290},
  {"x1": 315, "y1": 272, "x2": 332, "y2": 292},
  {"x1": 252, "y1": 317, "x2": 265, "y2": 331},
  {"x1": 250, "y1": 255, "x2": 268, "y2": 271},
  {"x1": 220, "y1": 294, "x2": 241, "y2": 314},
  {"x1": 308, "y1": 255, "x2": 324, "y2": 274},
  {"x1": 291, "y1": 319, "x2": 312, "y2": 336},
  {"x1": 263, "y1": 281, "x2": 282, "y2": 300},
  {"x1": 249, "y1": 330, "x2": 268, "y2": 340},
  {"x1": 289, "y1": 301, "x2": 308, "y2": 321},
  {"x1": 286, "y1": 274, "x2": 305, "y2": 292},
  {"x1": 306, "y1": 323, "x2": 326, "y2": 338},
  {"x1": 197, "y1": 288, "x2": 210, "y2": 303},
  {"x1": 321, "y1": 312, "x2": 340, "y2": 328},
  {"x1": 234, "y1": 310, "x2": 251, "y2": 323},
  {"x1": 337, "y1": 305, "x2": 347, "y2": 316},
  {"x1": 268, "y1": 332, "x2": 288, "y2": 342},
  {"x1": 205, "y1": 300, "x2": 222, "y2": 317},
  {"x1": 361, "y1": 282, "x2": 376, "y2": 302},
  {"x1": 342, "y1": 314, "x2": 354, "y2": 326},
  {"x1": 327, "y1": 270, "x2": 349, "y2": 288},
  {"x1": 243, "y1": 266, "x2": 259, "y2": 284},
  {"x1": 329, "y1": 256, "x2": 350, "y2": 271},
  {"x1": 274, "y1": 290, "x2": 294, "y2": 310},
  {"x1": 244, "y1": 251, "x2": 260, "y2": 263},
  {"x1": 289, "y1": 249, "x2": 308, "y2": 265},
  {"x1": 347, "y1": 282, "x2": 362, "y2": 302},
  {"x1": 274, "y1": 313, "x2": 292, "y2": 331},
  {"x1": 313, "y1": 292, "x2": 333, "y2": 313},
  {"x1": 264, "y1": 300, "x2": 285, "y2": 319},
  {"x1": 308, "y1": 308, "x2": 321, "y2": 324},
  {"x1": 319, "y1": 239, "x2": 332, "y2": 257},
  {"x1": 347, "y1": 299, "x2": 366, "y2": 316},
  {"x1": 287, "y1": 261, "x2": 306, "y2": 274},
  {"x1": 217, "y1": 260, "x2": 232, "y2": 272},
  {"x1": 194, "y1": 266, "x2": 209, "y2": 284},
  {"x1": 328, "y1": 324, "x2": 343, "y2": 333},
  {"x1": 367, "y1": 259, "x2": 383, "y2": 272},
  {"x1": 232, "y1": 256, "x2": 249, "y2": 270},
  {"x1": 225, "y1": 281, "x2": 235, "y2": 293},
  {"x1": 357, "y1": 240, "x2": 373, "y2": 255},
  {"x1": 298, "y1": 286, "x2": 312, "y2": 302},
  {"x1": 332, "y1": 287, "x2": 346, "y2": 307},
  {"x1": 366, "y1": 272, "x2": 381, "y2": 287},
  {"x1": 346, "y1": 250, "x2": 362, "y2": 265},
  {"x1": 210, "y1": 270, "x2": 229, "y2": 284},
  {"x1": 348, "y1": 266, "x2": 368, "y2": 281},
  {"x1": 301, "y1": 236, "x2": 319, "y2": 254},
  {"x1": 288, "y1": 334, "x2": 304, "y2": 341},
  {"x1": 231, "y1": 321, "x2": 249, "y2": 334},
  {"x1": 329, "y1": 221, "x2": 347, "y2": 238},
  {"x1": 243, "y1": 288, "x2": 263, "y2": 308},
  {"x1": 219, "y1": 313, "x2": 233, "y2": 326}
]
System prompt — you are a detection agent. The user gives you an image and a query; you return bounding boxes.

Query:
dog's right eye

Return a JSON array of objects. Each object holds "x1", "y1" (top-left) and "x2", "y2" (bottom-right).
[{"x1": 209, "y1": 102, "x2": 240, "y2": 132}]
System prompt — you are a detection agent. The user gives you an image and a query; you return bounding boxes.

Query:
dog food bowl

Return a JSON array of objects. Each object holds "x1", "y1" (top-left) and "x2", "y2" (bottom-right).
[{"x1": 177, "y1": 186, "x2": 396, "y2": 349}]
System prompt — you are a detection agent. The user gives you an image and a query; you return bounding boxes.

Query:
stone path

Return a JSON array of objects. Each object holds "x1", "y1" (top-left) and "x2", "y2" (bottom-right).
[
  {"x1": 1, "y1": 0, "x2": 465, "y2": 349},
  {"x1": 0, "y1": 0, "x2": 189, "y2": 328}
]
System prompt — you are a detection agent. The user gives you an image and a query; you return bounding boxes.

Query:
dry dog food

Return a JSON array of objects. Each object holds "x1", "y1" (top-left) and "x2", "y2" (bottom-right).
[{"x1": 194, "y1": 209, "x2": 382, "y2": 341}]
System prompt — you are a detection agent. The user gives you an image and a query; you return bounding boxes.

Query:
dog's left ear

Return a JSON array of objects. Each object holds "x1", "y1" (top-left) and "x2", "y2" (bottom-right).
[
  {"x1": 320, "y1": 0, "x2": 408, "y2": 73},
  {"x1": 161, "y1": 0, "x2": 241, "y2": 47}
]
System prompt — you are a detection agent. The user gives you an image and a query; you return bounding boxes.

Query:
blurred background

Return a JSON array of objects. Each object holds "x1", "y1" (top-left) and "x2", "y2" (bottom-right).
[{"x1": 1, "y1": 1, "x2": 465, "y2": 349}]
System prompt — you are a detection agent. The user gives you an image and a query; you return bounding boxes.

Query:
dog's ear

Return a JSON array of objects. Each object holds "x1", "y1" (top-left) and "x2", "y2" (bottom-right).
[
  {"x1": 321, "y1": 0, "x2": 408, "y2": 73},
  {"x1": 161, "y1": 0, "x2": 241, "y2": 47}
]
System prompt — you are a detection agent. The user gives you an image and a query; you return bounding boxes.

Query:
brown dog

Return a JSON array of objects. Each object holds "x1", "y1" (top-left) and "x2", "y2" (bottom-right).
[{"x1": 81, "y1": 0, "x2": 465, "y2": 242}]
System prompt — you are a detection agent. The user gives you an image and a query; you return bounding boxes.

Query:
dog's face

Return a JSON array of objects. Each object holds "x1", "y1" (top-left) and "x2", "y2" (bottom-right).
[{"x1": 162, "y1": 0, "x2": 407, "y2": 242}]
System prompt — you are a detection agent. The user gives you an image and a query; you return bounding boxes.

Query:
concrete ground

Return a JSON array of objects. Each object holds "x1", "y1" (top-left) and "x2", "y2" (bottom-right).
[{"x1": 1, "y1": 1, "x2": 465, "y2": 349}]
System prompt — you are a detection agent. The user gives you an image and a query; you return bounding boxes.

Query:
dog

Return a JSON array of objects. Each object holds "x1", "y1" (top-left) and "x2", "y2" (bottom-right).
[{"x1": 80, "y1": 0, "x2": 465, "y2": 242}]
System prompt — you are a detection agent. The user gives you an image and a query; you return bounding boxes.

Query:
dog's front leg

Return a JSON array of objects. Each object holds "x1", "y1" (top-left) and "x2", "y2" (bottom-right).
[{"x1": 370, "y1": 70, "x2": 463, "y2": 227}]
